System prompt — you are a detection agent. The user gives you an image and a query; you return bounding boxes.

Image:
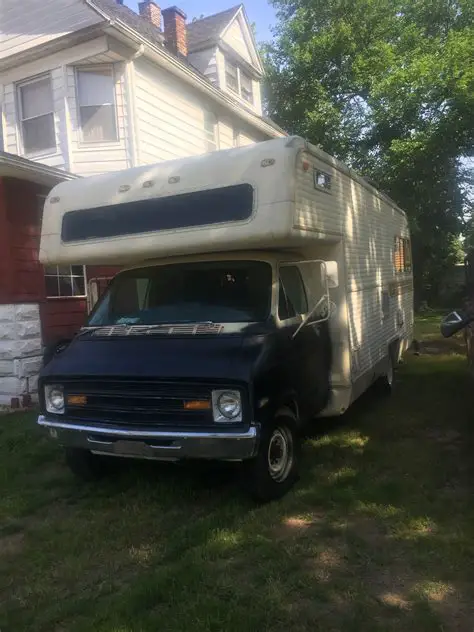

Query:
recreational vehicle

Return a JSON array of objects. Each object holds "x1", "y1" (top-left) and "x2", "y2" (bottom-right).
[{"x1": 38, "y1": 137, "x2": 413, "y2": 501}]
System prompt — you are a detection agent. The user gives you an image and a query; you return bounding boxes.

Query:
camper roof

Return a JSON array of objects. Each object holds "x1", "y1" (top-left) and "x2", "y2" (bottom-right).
[
  {"x1": 40, "y1": 137, "x2": 305, "y2": 265},
  {"x1": 40, "y1": 136, "x2": 405, "y2": 266}
]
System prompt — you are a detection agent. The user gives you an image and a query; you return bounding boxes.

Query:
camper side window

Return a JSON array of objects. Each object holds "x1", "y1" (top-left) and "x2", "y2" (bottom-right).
[
  {"x1": 279, "y1": 266, "x2": 308, "y2": 320},
  {"x1": 394, "y1": 237, "x2": 412, "y2": 274}
]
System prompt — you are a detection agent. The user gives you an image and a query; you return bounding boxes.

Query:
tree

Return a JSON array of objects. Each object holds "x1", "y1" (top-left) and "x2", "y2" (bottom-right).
[{"x1": 264, "y1": 0, "x2": 474, "y2": 304}]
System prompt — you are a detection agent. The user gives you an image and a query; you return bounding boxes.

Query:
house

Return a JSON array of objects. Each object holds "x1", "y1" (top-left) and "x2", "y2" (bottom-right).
[
  {"x1": 0, "y1": 0, "x2": 284, "y2": 175},
  {"x1": 0, "y1": 0, "x2": 286, "y2": 405}
]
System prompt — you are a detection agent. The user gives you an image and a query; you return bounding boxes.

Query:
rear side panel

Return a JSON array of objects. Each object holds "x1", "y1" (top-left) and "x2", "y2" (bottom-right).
[{"x1": 292, "y1": 148, "x2": 413, "y2": 411}]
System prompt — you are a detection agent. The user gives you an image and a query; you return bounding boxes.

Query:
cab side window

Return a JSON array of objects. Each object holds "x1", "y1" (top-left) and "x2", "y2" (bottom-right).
[{"x1": 279, "y1": 265, "x2": 308, "y2": 320}]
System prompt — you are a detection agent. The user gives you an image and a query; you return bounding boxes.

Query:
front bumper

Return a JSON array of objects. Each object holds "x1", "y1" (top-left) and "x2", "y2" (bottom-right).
[{"x1": 37, "y1": 415, "x2": 259, "y2": 461}]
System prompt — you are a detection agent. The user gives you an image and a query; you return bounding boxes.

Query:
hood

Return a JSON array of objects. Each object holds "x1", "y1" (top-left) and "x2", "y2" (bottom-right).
[{"x1": 40, "y1": 332, "x2": 270, "y2": 384}]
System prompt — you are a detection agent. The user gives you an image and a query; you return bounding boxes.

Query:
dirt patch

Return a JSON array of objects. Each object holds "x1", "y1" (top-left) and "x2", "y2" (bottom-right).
[
  {"x1": 274, "y1": 513, "x2": 325, "y2": 540},
  {"x1": 378, "y1": 591, "x2": 411, "y2": 609},
  {"x1": 0, "y1": 532, "x2": 24, "y2": 557},
  {"x1": 413, "y1": 581, "x2": 474, "y2": 632},
  {"x1": 417, "y1": 339, "x2": 465, "y2": 355},
  {"x1": 350, "y1": 516, "x2": 388, "y2": 548}
]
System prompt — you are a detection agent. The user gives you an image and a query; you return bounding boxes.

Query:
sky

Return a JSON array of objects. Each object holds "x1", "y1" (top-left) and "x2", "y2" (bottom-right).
[{"x1": 125, "y1": 1, "x2": 277, "y2": 42}]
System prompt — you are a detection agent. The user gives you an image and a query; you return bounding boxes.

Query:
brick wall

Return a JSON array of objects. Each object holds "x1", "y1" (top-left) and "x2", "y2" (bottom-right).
[{"x1": 0, "y1": 176, "x2": 121, "y2": 404}]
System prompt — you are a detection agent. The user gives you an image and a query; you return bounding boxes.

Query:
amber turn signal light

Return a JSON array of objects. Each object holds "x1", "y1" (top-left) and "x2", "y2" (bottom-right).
[
  {"x1": 183, "y1": 400, "x2": 211, "y2": 411},
  {"x1": 67, "y1": 394, "x2": 87, "y2": 406}
]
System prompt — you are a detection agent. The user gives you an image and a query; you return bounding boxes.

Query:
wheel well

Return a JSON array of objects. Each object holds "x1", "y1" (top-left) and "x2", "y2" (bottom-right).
[
  {"x1": 276, "y1": 398, "x2": 299, "y2": 421},
  {"x1": 285, "y1": 399, "x2": 299, "y2": 419}
]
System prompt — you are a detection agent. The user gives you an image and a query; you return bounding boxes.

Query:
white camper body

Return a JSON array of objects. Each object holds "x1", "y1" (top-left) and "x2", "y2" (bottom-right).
[{"x1": 40, "y1": 136, "x2": 414, "y2": 417}]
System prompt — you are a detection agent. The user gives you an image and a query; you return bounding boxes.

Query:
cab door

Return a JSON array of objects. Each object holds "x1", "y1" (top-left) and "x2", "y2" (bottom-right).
[{"x1": 278, "y1": 263, "x2": 332, "y2": 421}]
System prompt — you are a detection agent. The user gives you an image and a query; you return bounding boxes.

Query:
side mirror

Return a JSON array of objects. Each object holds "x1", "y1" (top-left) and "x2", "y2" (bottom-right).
[
  {"x1": 440, "y1": 310, "x2": 473, "y2": 338},
  {"x1": 322, "y1": 261, "x2": 339, "y2": 289}
]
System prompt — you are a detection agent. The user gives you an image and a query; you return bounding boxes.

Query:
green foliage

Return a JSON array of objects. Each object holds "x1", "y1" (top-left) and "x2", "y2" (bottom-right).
[{"x1": 264, "y1": 0, "x2": 474, "y2": 304}]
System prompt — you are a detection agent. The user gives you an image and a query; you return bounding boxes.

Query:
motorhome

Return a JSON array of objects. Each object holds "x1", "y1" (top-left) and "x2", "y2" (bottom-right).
[{"x1": 38, "y1": 136, "x2": 413, "y2": 501}]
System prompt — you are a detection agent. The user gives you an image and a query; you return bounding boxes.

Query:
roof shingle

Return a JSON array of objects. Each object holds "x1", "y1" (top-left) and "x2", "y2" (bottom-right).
[
  {"x1": 187, "y1": 5, "x2": 241, "y2": 52},
  {"x1": 91, "y1": 0, "x2": 165, "y2": 47}
]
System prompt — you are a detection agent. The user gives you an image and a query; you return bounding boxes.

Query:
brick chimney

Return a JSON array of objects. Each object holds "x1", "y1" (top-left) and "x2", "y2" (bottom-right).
[
  {"x1": 138, "y1": 1, "x2": 162, "y2": 29},
  {"x1": 162, "y1": 6, "x2": 187, "y2": 58}
]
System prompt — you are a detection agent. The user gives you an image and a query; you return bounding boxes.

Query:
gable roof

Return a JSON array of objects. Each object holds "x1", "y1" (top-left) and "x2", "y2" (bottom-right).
[
  {"x1": 187, "y1": 5, "x2": 241, "y2": 52},
  {"x1": 90, "y1": 0, "x2": 164, "y2": 47},
  {"x1": 84, "y1": 1, "x2": 282, "y2": 138}
]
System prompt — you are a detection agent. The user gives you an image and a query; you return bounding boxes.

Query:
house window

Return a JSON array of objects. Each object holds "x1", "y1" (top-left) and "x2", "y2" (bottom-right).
[
  {"x1": 203, "y1": 111, "x2": 218, "y2": 152},
  {"x1": 394, "y1": 237, "x2": 412, "y2": 274},
  {"x1": 76, "y1": 66, "x2": 118, "y2": 143},
  {"x1": 240, "y1": 71, "x2": 253, "y2": 103},
  {"x1": 45, "y1": 265, "x2": 86, "y2": 298},
  {"x1": 225, "y1": 58, "x2": 254, "y2": 104},
  {"x1": 225, "y1": 59, "x2": 239, "y2": 93},
  {"x1": 17, "y1": 75, "x2": 56, "y2": 155}
]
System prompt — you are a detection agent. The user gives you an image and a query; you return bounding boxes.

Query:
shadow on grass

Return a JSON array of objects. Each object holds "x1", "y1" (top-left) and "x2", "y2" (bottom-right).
[{"x1": 1, "y1": 341, "x2": 474, "y2": 631}]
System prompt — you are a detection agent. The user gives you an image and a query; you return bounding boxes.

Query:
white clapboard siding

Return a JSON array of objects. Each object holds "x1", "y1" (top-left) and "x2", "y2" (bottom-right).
[
  {"x1": 188, "y1": 48, "x2": 219, "y2": 86},
  {"x1": 0, "y1": 0, "x2": 103, "y2": 60},
  {"x1": 222, "y1": 17, "x2": 252, "y2": 64},
  {"x1": 237, "y1": 131, "x2": 257, "y2": 146},
  {"x1": 134, "y1": 58, "x2": 221, "y2": 164},
  {"x1": 2, "y1": 83, "x2": 18, "y2": 154},
  {"x1": 251, "y1": 79, "x2": 262, "y2": 116},
  {"x1": 66, "y1": 63, "x2": 130, "y2": 176},
  {"x1": 218, "y1": 118, "x2": 235, "y2": 149}
]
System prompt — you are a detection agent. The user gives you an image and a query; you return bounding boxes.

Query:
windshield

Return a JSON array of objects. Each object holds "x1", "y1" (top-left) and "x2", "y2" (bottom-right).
[{"x1": 87, "y1": 260, "x2": 273, "y2": 326}]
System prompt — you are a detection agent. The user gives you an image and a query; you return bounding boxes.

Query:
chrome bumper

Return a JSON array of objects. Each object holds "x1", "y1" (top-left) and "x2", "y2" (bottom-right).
[{"x1": 37, "y1": 415, "x2": 259, "y2": 461}]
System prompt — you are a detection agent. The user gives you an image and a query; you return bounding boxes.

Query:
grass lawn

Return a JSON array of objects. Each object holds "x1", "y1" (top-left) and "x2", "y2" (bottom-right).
[{"x1": 1, "y1": 314, "x2": 474, "y2": 631}]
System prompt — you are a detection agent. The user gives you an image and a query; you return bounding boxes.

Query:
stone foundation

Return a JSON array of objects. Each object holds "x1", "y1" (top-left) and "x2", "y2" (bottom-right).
[{"x1": 0, "y1": 304, "x2": 42, "y2": 406}]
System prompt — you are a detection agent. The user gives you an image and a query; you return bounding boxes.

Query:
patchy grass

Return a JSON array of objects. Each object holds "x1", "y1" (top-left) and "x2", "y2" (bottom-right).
[{"x1": 1, "y1": 322, "x2": 474, "y2": 631}]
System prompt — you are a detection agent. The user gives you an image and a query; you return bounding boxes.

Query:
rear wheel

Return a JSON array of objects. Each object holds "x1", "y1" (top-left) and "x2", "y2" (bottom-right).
[
  {"x1": 243, "y1": 413, "x2": 301, "y2": 502},
  {"x1": 65, "y1": 448, "x2": 110, "y2": 481}
]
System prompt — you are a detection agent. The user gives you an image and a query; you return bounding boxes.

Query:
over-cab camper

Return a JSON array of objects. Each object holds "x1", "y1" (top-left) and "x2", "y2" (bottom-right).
[{"x1": 38, "y1": 137, "x2": 413, "y2": 501}]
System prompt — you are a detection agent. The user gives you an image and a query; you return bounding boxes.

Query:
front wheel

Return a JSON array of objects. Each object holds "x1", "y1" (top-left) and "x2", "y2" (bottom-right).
[{"x1": 243, "y1": 413, "x2": 301, "y2": 502}]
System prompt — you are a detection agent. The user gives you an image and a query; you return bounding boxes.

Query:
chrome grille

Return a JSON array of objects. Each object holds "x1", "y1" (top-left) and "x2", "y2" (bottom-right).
[
  {"x1": 62, "y1": 380, "x2": 214, "y2": 427},
  {"x1": 82, "y1": 323, "x2": 223, "y2": 337}
]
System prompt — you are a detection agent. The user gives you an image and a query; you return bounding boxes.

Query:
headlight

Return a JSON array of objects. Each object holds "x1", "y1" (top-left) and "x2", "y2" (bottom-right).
[
  {"x1": 45, "y1": 384, "x2": 65, "y2": 414},
  {"x1": 212, "y1": 389, "x2": 242, "y2": 422}
]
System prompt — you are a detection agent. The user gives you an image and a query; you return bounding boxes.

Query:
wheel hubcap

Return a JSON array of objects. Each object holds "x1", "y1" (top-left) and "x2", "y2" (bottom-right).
[{"x1": 267, "y1": 426, "x2": 294, "y2": 482}]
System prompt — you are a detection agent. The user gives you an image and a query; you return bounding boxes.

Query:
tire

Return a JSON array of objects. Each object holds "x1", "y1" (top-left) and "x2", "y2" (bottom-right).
[
  {"x1": 243, "y1": 413, "x2": 301, "y2": 502},
  {"x1": 65, "y1": 448, "x2": 109, "y2": 482},
  {"x1": 374, "y1": 351, "x2": 395, "y2": 396}
]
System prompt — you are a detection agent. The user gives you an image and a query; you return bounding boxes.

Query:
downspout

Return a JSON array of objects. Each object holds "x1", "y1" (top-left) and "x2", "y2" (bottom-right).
[
  {"x1": 124, "y1": 44, "x2": 144, "y2": 168},
  {"x1": 61, "y1": 65, "x2": 74, "y2": 173}
]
